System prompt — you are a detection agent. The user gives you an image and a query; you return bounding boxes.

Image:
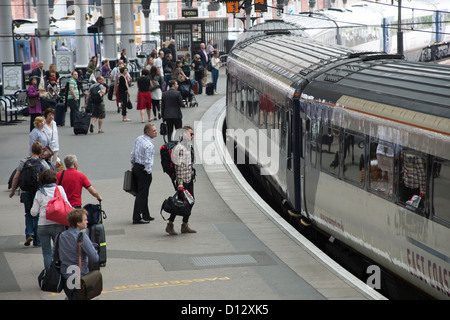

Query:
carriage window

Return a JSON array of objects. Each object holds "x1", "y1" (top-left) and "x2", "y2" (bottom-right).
[
  {"x1": 309, "y1": 118, "x2": 318, "y2": 168},
  {"x1": 433, "y1": 158, "x2": 450, "y2": 225},
  {"x1": 321, "y1": 125, "x2": 340, "y2": 175},
  {"x1": 252, "y1": 90, "x2": 260, "y2": 126},
  {"x1": 398, "y1": 149, "x2": 427, "y2": 212},
  {"x1": 240, "y1": 85, "x2": 247, "y2": 115},
  {"x1": 368, "y1": 140, "x2": 394, "y2": 198},
  {"x1": 343, "y1": 132, "x2": 365, "y2": 185},
  {"x1": 247, "y1": 87, "x2": 253, "y2": 119}
]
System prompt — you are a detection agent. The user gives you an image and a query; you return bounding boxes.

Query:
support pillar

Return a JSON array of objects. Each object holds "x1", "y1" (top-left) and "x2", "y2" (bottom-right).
[
  {"x1": 36, "y1": 0, "x2": 53, "y2": 68},
  {"x1": 120, "y1": 0, "x2": 136, "y2": 60},
  {"x1": 75, "y1": 0, "x2": 89, "y2": 68},
  {"x1": 102, "y1": 0, "x2": 117, "y2": 61},
  {"x1": 0, "y1": 2, "x2": 15, "y2": 67}
]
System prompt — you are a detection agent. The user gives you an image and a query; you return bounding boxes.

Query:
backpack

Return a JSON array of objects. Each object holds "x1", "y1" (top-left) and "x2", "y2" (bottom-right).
[
  {"x1": 19, "y1": 157, "x2": 44, "y2": 192},
  {"x1": 90, "y1": 83, "x2": 103, "y2": 104},
  {"x1": 160, "y1": 141, "x2": 179, "y2": 184},
  {"x1": 206, "y1": 60, "x2": 212, "y2": 72}
]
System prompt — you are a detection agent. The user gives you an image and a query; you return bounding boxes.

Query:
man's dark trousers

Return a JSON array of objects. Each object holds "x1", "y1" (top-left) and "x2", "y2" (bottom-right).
[
  {"x1": 132, "y1": 164, "x2": 152, "y2": 222},
  {"x1": 166, "y1": 118, "x2": 182, "y2": 142}
]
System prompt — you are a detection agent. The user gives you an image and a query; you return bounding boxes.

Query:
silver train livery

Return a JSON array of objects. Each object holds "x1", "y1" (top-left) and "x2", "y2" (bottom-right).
[{"x1": 225, "y1": 27, "x2": 450, "y2": 299}]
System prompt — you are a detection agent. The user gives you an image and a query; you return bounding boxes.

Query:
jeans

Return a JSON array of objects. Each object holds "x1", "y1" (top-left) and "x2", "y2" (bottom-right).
[
  {"x1": 212, "y1": 68, "x2": 219, "y2": 91},
  {"x1": 21, "y1": 192, "x2": 40, "y2": 246},
  {"x1": 38, "y1": 224, "x2": 65, "y2": 268}
]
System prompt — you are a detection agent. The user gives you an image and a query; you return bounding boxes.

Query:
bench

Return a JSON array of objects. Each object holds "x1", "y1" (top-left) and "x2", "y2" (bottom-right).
[{"x1": 0, "y1": 90, "x2": 29, "y2": 125}]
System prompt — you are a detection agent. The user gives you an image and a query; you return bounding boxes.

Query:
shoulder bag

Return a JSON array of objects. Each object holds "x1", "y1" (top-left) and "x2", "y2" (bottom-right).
[
  {"x1": 77, "y1": 233, "x2": 103, "y2": 300},
  {"x1": 46, "y1": 186, "x2": 72, "y2": 226},
  {"x1": 38, "y1": 233, "x2": 63, "y2": 293}
]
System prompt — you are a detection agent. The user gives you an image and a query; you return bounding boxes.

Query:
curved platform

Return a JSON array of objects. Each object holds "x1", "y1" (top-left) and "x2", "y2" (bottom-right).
[{"x1": 0, "y1": 70, "x2": 384, "y2": 301}]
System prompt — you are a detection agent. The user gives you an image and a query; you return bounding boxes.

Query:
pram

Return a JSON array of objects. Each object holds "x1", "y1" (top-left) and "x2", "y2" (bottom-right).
[{"x1": 178, "y1": 79, "x2": 198, "y2": 108}]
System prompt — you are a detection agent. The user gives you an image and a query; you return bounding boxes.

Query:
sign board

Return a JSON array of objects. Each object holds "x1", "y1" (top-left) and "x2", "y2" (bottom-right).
[
  {"x1": 254, "y1": 0, "x2": 267, "y2": 12},
  {"x1": 182, "y1": 9, "x2": 199, "y2": 18},
  {"x1": 226, "y1": 1, "x2": 240, "y2": 13}
]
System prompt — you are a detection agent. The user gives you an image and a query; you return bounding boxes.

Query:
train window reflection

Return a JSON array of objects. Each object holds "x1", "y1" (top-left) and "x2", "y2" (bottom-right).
[
  {"x1": 343, "y1": 132, "x2": 365, "y2": 185},
  {"x1": 321, "y1": 125, "x2": 340, "y2": 175},
  {"x1": 433, "y1": 158, "x2": 450, "y2": 225},
  {"x1": 399, "y1": 150, "x2": 427, "y2": 211},
  {"x1": 368, "y1": 141, "x2": 394, "y2": 198}
]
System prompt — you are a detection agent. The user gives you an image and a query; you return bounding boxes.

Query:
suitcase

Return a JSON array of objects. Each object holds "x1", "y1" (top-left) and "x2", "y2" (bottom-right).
[
  {"x1": 206, "y1": 82, "x2": 214, "y2": 95},
  {"x1": 73, "y1": 111, "x2": 91, "y2": 135},
  {"x1": 123, "y1": 170, "x2": 138, "y2": 196},
  {"x1": 84, "y1": 203, "x2": 107, "y2": 267},
  {"x1": 88, "y1": 223, "x2": 107, "y2": 267},
  {"x1": 54, "y1": 103, "x2": 66, "y2": 126}
]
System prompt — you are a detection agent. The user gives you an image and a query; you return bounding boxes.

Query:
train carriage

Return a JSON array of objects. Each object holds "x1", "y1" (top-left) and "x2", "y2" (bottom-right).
[{"x1": 226, "y1": 29, "x2": 450, "y2": 299}]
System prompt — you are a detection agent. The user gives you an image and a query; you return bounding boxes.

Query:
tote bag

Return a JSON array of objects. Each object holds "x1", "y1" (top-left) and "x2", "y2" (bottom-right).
[{"x1": 46, "y1": 187, "x2": 72, "y2": 226}]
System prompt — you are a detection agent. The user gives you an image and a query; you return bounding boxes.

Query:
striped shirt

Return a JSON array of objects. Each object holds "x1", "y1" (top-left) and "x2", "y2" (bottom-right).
[
  {"x1": 130, "y1": 135, "x2": 155, "y2": 174},
  {"x1": 67, "y1": 77, "x2": 79, "y2": 100}
]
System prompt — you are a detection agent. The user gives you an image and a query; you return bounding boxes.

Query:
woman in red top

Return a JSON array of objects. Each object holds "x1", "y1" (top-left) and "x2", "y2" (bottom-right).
[{"x1": 137, "y1": 69, "x2": 153, "y2": 123}]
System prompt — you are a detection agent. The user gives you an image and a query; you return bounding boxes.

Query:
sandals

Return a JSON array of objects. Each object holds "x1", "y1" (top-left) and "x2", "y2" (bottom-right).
[
  {"x1": 122, "y1": 118, "x2": 132, "y2": 122},
  {"x1": 98, "y1": 130, "x2": 104, "y2": 133}
]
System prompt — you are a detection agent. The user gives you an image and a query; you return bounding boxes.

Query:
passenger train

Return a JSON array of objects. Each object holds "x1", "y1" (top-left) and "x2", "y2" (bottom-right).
[
  {"x1": 13, "y1": 17, "x2": 96, "y2": 74},
  {"x1": 281, "y1": 0, "x2": 450, "y2": 62},
  {"x1": 225, "y1": 22, "x2": 450, "y2": 299}
]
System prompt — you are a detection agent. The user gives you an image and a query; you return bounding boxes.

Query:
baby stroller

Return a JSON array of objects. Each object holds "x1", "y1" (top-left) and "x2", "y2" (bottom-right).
[{"x1": 178, "y1": 79, "x2": 198, "y2": 108}]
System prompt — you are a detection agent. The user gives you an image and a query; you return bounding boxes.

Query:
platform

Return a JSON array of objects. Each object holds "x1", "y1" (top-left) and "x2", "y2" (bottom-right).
[{"x1": 0, "y1": 69, "x2": 384, "y2": 302}]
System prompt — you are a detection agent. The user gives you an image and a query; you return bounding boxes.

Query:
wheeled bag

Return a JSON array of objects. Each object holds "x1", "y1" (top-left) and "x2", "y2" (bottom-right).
[
  {"x1": 54, "y1": 103, "x2": 66, "y2": 126},
  {"x1": 73, "y1": 111, "x2": 91, "y2": 135},
  {"x1": 206, "y1": 82, "x2": 214, "y2": 95},
  {"x1": 84, "y1": 203, "x2": 107, "y2": 267}
]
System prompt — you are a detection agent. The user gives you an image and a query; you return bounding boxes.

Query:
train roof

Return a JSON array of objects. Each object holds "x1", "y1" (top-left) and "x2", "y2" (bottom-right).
[
  {"x1": 304, "y1": 57, "x2": 450, "y2": 120},
  {"x1": 228, "y1": 33, "x2": 355, "y2": 102},
  {"x1": 235, "y1": 20, "x2": 309, "y2": 44}
]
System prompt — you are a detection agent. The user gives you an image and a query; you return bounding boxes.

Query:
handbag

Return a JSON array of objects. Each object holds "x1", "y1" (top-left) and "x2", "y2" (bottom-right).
[
  {"x1": 77, "y1": 233, "x2": 103, "y2": 300},
  {"x1": 126, "y1": 100, "x2": 133, "y2": 109},
  {"x1": 27, "y1": 94, "x2": 38, "y2": 107},
  {"x1": 160, "y1": 191, "x2": 192, "y2": 220},
  {"x1": 160, "y1": 122, "x2": 167, "y2": 136},
  {"x1": 178, "y1": 74, "x2": 187, "y2": 82},
  {"x1": 40, "y1": 145, "x2": 54, "y2": 160},
  {"x1": 38, "y1": 234, "x2": 63, "y2": 293},
  {"x1": 123, "y1": 170, "x2": 137, "y2": 196},
  {"x1": 46, "y1": 186, "x2": 72, "y2": 226}
]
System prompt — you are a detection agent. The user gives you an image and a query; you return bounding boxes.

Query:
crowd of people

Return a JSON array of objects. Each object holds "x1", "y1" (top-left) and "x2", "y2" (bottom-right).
[{"x1": 7, "y1": 40, "x2": 220, "y2": 299}]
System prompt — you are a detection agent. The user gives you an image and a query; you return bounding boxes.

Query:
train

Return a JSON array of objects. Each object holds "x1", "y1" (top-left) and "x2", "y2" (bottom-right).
[
  {"x1": 13, "y1": 17, "x2": 96, "y2": 74},
  {"x1": 280, "y1": 0, "x2": 450, "y2": 62},
  {"x1": 225, "y1": 21, "x2": 450, "y2": 299}
]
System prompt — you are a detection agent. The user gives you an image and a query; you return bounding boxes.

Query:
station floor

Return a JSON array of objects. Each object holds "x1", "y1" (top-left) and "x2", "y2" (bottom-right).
[{"x1": 0, "y1": 69, "x2": 384, "y2": 303}]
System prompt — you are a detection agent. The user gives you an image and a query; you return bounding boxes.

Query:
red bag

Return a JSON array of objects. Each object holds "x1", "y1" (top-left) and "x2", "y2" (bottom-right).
[{"x1": 46, "y1": 187, "x2": 72, "y2": 226}]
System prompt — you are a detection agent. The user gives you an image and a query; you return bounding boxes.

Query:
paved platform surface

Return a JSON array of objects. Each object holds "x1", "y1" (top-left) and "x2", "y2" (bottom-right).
[{"x1": 0, "y1": 69, "x2": 383, "y2": 303}]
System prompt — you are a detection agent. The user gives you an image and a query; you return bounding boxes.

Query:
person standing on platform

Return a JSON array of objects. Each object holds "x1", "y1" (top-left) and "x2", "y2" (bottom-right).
[
  {"x1": 130, "y1": 123, "x2": 158, "y2": 224},
  {"x1": 27, "y1": 76, "x2": 42, "y2": 132},
  {"x1": 85, "y1": 76, "x2": 107, "y2": 133},
  {"x1": 161, "y1": 80, "x2": 184, "y2": 142},
  {"x1": 137, "y1": 69, "x2": 153, "y2": 123},
  {"x1": 211, "y1": 50, "x2": 222, "y2": 94},
  {"x1": 166, "y1": 126, "x2": 196, "y2": 235},
  {"x1": 56, "y1": 155, "x2": 102, "y2": 209},
  {"x1": 9, "y1": 142, "x2": 50, "y2": 247},
  {"x1": 67, "y1": 70, "x2": 80, "y2": 127}
]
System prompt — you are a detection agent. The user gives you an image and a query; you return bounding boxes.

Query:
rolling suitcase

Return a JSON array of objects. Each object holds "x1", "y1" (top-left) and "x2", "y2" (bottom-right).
[
  {"x1": 54, "y1": 103, "x2": 66, "y2": 126},
  {"x1": 206, "y1": 82, "x2": 214, "y2": 95},
  {"x1": 84, "y1": 203, "x2": 107, "y2": 267},
  {"x1": 73, "y1": 111, "x2": 91, "y2": 135}
]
